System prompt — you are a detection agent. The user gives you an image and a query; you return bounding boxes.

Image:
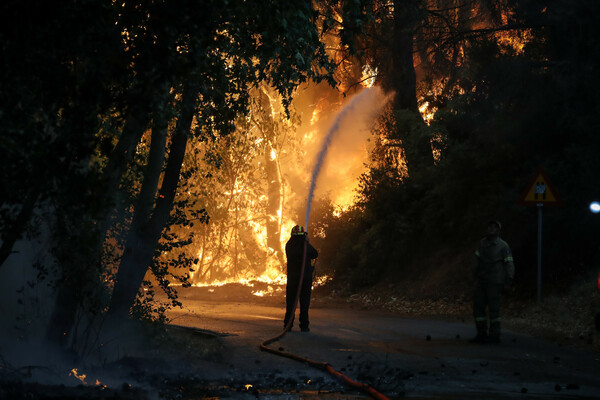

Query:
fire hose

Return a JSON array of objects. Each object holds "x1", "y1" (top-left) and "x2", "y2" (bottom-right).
[{"x1": 259, "y1": 240, "x2": 390, "y2": 400}]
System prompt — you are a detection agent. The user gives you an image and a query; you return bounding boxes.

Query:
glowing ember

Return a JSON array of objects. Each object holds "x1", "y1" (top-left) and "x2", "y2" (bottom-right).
[
  {"x1": 250, "y1": 274, "x2": 331, "y2": 296},
  {"x1": 70, "y1": 368, "x2": 87, "y2": 384},
  {"x1": 251, "y1": 285, "x2": 284, "y2": 297},
  {"x1": 69, "y1": 368, "x2": 106, "y2": 388},
  {"x1": 313, "y1": 274, "x2": 332, "y2": 287}
]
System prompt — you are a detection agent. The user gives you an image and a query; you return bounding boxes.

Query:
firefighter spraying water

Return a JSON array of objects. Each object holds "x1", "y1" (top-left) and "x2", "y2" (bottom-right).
[
  {"x1": 261, "y1": 87, "x2": 393, "y2": 400},
  {"x1": 283, "y1": 225, "x2": 318, "y2": 332},
  {"x1": 285, "y1": 87, "x2": 387, "y2": 332}
]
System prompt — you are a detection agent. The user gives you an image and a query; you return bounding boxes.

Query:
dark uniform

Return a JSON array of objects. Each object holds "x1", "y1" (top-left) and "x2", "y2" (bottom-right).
[
  {"x1": 472, "y1": 223, "x2": 515, "y2": 343},
  {"x1": 284, "y1": 232, "x2": 318, "y2": 332}
]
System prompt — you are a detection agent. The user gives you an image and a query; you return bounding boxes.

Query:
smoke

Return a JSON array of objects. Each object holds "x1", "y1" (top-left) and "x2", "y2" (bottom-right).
[
  {"x1": 0, "y1": 234, "x2": 54, "y2": 344},
  {"x1": 304, "y1": 86, "x2": 391, "y2": 228}
]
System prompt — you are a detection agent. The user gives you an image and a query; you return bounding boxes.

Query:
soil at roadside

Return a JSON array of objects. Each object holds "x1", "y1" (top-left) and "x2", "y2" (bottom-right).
[
  {"x1": 1, "y1": 280, "x2": 598, "y2": 399},
  {"x1": 318, "y1": 280, "x2": 600, "y2": 354}
]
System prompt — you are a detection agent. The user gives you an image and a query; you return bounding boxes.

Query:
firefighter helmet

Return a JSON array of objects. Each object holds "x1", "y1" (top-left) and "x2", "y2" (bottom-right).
[
  {"x1": 488, "y1": 220, "x2": 502, "y2": 230},
  {"x1": 291, "y1": 225, "x2": 306, "y2": 236}
]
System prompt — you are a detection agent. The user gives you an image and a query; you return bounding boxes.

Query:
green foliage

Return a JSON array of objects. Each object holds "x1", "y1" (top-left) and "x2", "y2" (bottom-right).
[
  {"x1": 322, "y1": 0, "x2": 600, "y2": 296},
  {"x1": 130, "y1": 281, "x2": 170, "y2": 325},
  {"x1": 1, "y1": 0, "x2": 377, "y2": 345}
]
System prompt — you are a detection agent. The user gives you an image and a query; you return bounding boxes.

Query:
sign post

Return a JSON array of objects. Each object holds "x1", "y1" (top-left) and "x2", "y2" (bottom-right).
[
  {"x1": 537, "y1": 204, "x2": 542, "y2": 304},
  {"x1": 518, "y1": 166, "x2": 562, "y2": 304}
]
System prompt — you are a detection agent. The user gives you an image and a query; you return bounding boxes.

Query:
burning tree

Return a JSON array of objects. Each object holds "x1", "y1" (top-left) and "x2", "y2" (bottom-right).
[
  {"x1": 179, "y1": 86, "x2": 301, "y2": 285},
  {"x1": 4, "y1": 0, "x2": 599, "y2": 355},
  {"x1": 326, "y1": 0, "x2": 600, "y2": 294},
  {"x1": 0, "y1": 0, "x2": 373, "y2": 350}
]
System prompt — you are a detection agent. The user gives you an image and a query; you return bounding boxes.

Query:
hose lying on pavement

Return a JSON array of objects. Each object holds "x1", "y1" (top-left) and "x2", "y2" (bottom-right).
[{"x1": 258, "y1": 240, "x2": 390, "y2": 400}]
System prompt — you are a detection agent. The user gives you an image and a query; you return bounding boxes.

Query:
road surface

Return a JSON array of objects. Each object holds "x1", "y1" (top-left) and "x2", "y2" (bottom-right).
[{"x1": 166, "y1": 285, "x2": 600, "y2": 399}]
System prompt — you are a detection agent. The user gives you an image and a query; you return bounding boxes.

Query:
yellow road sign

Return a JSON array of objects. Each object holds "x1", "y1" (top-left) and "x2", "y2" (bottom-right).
[{"x1": 518, "y1": 166, "x2": 562, "y2": 206}]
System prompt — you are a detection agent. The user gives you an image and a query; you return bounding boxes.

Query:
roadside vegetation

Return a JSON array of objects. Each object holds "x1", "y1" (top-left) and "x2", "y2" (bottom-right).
[
  {"x1": 318, "y1": 276, "x2": 600, "y2": 353},
  {"x1": 2, "y1": 0, "x2": 599, "y2": 366},
  {"x1": 305, "y1": 0, "x2": 600, "y2": 353}
]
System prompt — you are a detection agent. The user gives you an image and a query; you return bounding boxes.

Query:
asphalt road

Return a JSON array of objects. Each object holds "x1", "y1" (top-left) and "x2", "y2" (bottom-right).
[{"x1": 166, "y1": 286, "x2": 600, "y2": 399}]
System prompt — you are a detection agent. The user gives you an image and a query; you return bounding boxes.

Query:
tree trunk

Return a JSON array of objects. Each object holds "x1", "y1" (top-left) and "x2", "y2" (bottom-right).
[
  {"x1": 265, "y1": 141, "x2": 284, "y2": 266},
  {"x1": 0, "y1": 193, "x2": 37, "y2": 268},
  {"x1": 95, "y1": 86, "x2": 168, "y2": 249},
  {"x1": 258, "y1": 89, "x2": 285, "y2": 269},
  {"x1": 44, "y1": 89, "x2": 156, "y2": 346},
  {"x1": 390, "y1": 0, "x2": 433, "y2": 177},
  {"x1": 391, "y1": 2, "x2": 419, "y2": 113},
  {"x1": 107, "y1": 84, "x2": 198, "y2": 321},
  {"x1": 133, "y1": 97, "x2": 170, "y2": 226}
]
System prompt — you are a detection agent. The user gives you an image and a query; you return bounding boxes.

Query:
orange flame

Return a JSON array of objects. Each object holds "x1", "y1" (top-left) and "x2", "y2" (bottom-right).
[
  {"x1": 70, "y1": 368, "x2": 106, "y2": 388},
  {"x1": 70, "y1": 368, "x2": 87, "y2": 384},
  {"x1": 495, "y1": 9, "x2": 532, "y2": 54}
]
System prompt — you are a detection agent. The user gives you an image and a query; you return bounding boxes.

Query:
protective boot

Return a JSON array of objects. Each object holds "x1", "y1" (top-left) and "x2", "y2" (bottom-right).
[
  {"x1": 283, "y1": 315, "x2": 294, "y2": 331},
  {"x1": 469, "y1": 321, "x2": 488, "y2": 343},
  {"x1": 488, "y1": 320, "x2": 501, "y2": 343}
]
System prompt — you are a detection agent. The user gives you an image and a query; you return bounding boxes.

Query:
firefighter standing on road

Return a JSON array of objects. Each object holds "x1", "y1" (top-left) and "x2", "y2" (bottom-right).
[
  {"x1": 284, "y1": 225, "x2": 318, "y2": 332},
  {"x1": 470, "y1": 220, "x2": 515, "y2": 344}
]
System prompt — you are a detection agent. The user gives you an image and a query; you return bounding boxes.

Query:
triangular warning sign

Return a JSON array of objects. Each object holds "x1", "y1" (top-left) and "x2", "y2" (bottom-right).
[{"x1": 518, "y1": 166, "x2": 562, "y2": 206}]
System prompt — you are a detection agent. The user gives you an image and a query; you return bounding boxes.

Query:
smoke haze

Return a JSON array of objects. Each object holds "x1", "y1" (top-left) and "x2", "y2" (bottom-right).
[
  {"x1": 303, "y1": 87, "x2": 391, "y2": 226},
  {"x1": 296, "y1": 86, "x2": 392, "y2": 227}
]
